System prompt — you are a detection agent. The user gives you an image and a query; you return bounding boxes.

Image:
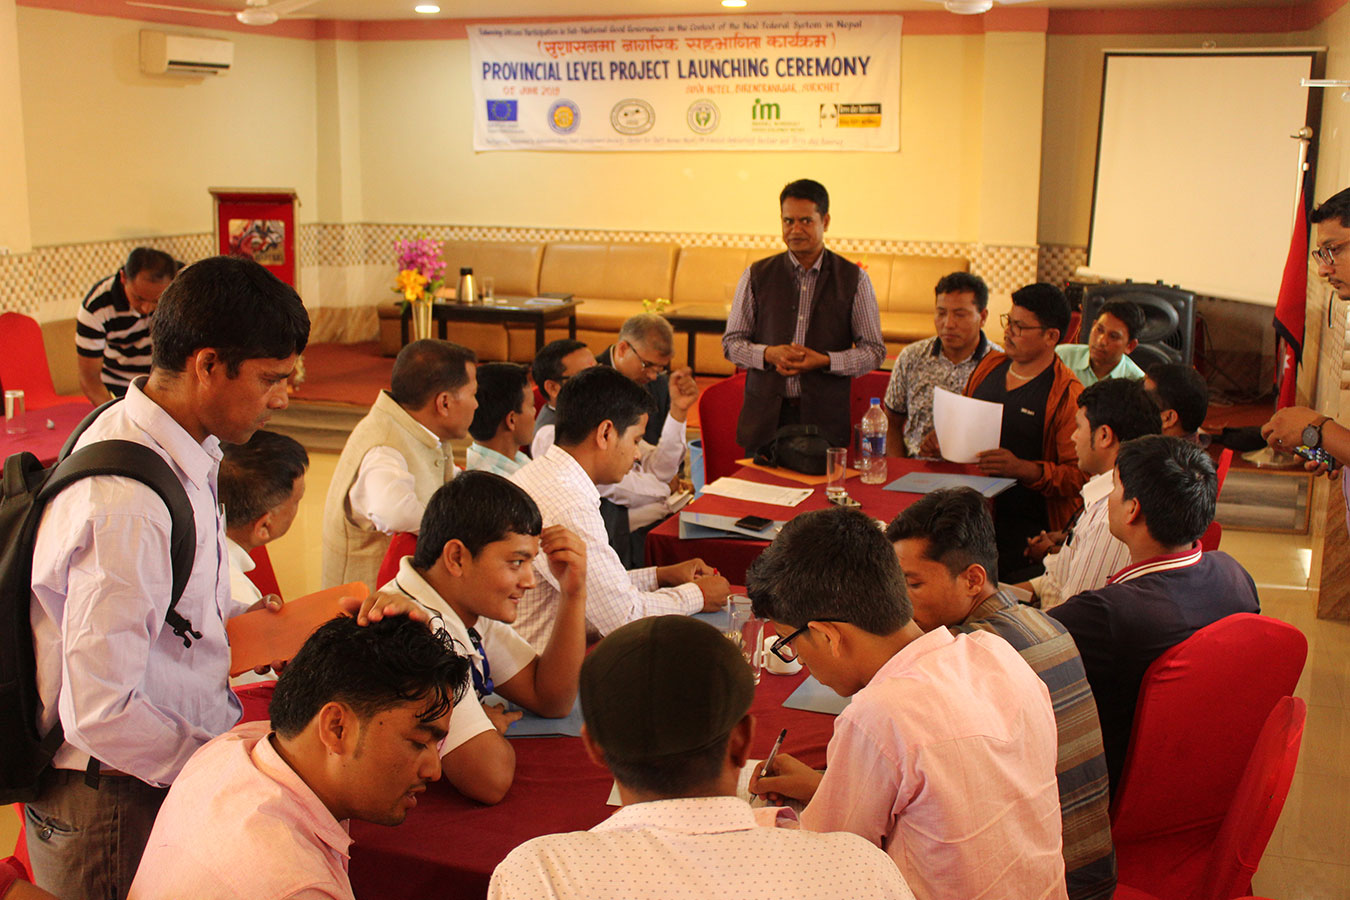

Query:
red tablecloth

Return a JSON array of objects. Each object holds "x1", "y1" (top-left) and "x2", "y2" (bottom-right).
[
  {"x1": 0, "y1": 402, "x2": 95, "y2": 466},
  {"x1": 646, "y1": 457, "x2": 982, "y2": 583},
  {"x1": 236, "y1": 670, "x2": 836, "y2": 900}
]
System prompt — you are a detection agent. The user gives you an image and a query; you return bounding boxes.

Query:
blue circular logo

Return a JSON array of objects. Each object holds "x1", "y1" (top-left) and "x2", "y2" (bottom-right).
[{"x1": 548, "y1": 99, "x2": 581, "y2": 135}]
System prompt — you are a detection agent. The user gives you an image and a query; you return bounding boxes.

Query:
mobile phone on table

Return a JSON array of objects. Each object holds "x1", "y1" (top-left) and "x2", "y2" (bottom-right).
[{"x1": 734, "y1": 514, "x2": 774, "y2": 532}]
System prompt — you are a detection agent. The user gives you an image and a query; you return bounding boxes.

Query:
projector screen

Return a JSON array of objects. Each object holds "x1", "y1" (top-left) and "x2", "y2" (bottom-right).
[{"x1": 1086, "y1": 51, "x2": 1316, "y2": 306}]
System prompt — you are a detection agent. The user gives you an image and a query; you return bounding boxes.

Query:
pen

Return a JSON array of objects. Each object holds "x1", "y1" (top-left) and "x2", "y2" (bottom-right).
[{"x1": 760, "y1": 728, "x2": 787, "y2": 779}]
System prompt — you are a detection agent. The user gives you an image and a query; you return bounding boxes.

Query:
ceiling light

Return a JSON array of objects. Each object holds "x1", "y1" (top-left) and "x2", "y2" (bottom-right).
[
  {"x1": 722, "y1": 0, "x2": 747, "y2": 7},
  {"x1": 414, "y1": 4, "x2": 440, "y2": 12}
]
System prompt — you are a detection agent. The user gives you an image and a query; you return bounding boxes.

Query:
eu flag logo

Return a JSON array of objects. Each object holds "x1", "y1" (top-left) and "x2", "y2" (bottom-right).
[{"x1": 487, "y1": 100, "x2": 518, "y2": 122}]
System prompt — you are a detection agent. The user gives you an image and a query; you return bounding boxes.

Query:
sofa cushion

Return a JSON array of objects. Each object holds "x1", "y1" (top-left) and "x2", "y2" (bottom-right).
[
  {"x1": 877, "y1": 310, "x2": 940, "y2": 345},
  {"x1": 837, "y1": 253, "x2": 969, "y2": 315},
  {"x1": 671, "y1": 246, "x2": 779, "y2": 306},
  {"x1": 440, "y1": 240, "x2": 544, "y2": 299},
  {"x1": 539, "y1": 242, "x2": 678, "y2": 303}
]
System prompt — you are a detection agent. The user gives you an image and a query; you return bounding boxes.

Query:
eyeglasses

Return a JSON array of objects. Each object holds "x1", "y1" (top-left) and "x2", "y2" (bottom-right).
[
  {"x1": 999, "y1": 313, "x2": 1048, "y2": 337},
  {"x1": 1312, "y1": 239, "x2": 1350, "y2": 267},
  {"x1": 625, "y1": 342, "x2": 670, "y2": 376},
  {"x1": 768, "y1": 619, "x2": 849, "y2": 663}
]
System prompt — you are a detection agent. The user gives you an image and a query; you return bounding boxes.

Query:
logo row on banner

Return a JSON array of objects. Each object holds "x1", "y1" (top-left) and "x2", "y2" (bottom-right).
[{"x1": 468, "y1": 14, "x2": 902, "y2": 152}]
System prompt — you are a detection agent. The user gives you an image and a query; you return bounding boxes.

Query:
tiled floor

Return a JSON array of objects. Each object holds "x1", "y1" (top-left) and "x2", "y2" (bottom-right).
[{"x1": 4, "y1": 456, "x2": 1348, "y2": 899}]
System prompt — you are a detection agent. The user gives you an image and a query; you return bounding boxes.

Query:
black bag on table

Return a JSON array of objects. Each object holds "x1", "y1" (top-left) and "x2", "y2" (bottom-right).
[{"x1": 752, "y1": 424, "x2": 832, "y2": 476}]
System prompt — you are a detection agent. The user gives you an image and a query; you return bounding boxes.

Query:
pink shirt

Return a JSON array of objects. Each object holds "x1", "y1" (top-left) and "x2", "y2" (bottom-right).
[
  {"x1": 129, "y1": 722, "x2": 353, "y2": 900},
  {"x1": 800, "y1": 628, "x2": 1068, "y2": 900}
]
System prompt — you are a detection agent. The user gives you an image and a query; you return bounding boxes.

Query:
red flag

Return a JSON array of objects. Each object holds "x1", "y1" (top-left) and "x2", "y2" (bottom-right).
[{"x1": 1274, "y1": 183, "x2": 1309, "y2": 410}]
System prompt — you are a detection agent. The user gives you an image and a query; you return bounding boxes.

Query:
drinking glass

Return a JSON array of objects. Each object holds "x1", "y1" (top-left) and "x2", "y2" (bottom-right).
[
  {"x1": 4, "y1": 389, "x2": 25, "y2": 434},
  {"x1": 826, "y1": 447, "x2": 848, "y2": 504},
  {"x1": 726, "y1": 594, "x2": 765, "y2": 685},
  {"x1": 481, "y1": 276, "x2": 496, "y2": 304}
]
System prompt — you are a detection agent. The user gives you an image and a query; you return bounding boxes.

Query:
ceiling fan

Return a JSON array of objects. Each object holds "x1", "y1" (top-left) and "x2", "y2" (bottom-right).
[
  {"x1": 917, "y1": 0, "x2": 1037, "y2": 14},
  {"x1": 125, "y1": 0, "x2": 321, "y2": 26}
]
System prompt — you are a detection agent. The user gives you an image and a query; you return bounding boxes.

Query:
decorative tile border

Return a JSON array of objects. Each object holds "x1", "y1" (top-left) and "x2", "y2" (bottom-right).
[{"x1": 1038, "y1": 244, "x2": 1088, "y2": 286}]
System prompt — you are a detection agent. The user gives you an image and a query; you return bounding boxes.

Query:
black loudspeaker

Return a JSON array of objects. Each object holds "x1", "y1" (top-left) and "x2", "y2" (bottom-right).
[{"x1": 1079, "y1": 282, "x2": 1196, "y2": 369}]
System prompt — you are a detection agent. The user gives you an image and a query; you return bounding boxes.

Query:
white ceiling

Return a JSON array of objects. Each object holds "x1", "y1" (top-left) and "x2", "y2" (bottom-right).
[{"x1": 128, "y1": 0, "x2": 1307, "y2": 21}]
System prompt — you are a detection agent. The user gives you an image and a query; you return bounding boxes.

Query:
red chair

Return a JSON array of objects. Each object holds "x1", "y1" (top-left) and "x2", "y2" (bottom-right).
[
  {"x1": 1215, "y1": 446, "x2": 1233, "y2": 497},
  {"x1": 375, "y1": 532, "x2": 418, "y2": 589},
  {"x1": 1110, "y1": 614, "x2": 1307, "y2": 898},
  {"x1": 695, "y1": 371, "x2": 746, "y2": 485},
  {"x1": 245, "y1": 544, "x2": 283, "y2": 600},
  {"x1": 0, "y1": 312, "x2": 88, "y2": 410},
  {"x1": 1199, "y1": 520, "x2": 1222, "y2": 552}
]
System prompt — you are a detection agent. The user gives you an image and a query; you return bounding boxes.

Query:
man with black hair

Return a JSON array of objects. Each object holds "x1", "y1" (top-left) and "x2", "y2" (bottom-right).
[
  {"x1": 382, "y1": 471, "x2": 587, "y2": 804},
  {"x1": 28, "y1": 255, "x2": 312, "y2": 898},
  {"x1": 1145, "y1": 363, "x2": 1209, "y2": 442},
  {"x1": 129, "y1": 617, "x2": 470, "y2": 899},
  {"x1": 961, "y1": 282, "x2": 1087, "y2": 583},
  {"x1": 746, "y1": 506, "x2": 1066, "y2": 900},
  {"x1": 322, "y1": 339, "x2": 478, "y2": 592},
  {"x1": 723, "y1": 178, "x2": 886, "y2": 454},
  {"x1": 887, "y1": 490, "x2": 1115, "y2": 900},
  {"x1": 489, "y1": 615, "x2": 913, "y2": 900},
  {"x1": 220, "y1": 430, "x2": 309, "y2": 614},
  {"x1": 511, "y1": 366, "x2": 728, "y2": 651},
  {"x1": 1028, "y1": 378, "x2": 1161, "y2": 609},
  {"x1": 884, "y1": 272, "x2": 1001, "y2": 458},
  {"x1": 467, "y1": 363, "x2": 535, "y2": 477},
  {"x1": 1050, "y1": 435, "x2": 1260, "y2": 792},
  {"x1": 530, "y1": 338, "x2": 596, "y2": 459},
  {"x1": 76, "y1": 247, "x2": 181, "y2": 403},
  {"x1": 1055, "y1": 300, "x2": 1145, "y2": 387}
]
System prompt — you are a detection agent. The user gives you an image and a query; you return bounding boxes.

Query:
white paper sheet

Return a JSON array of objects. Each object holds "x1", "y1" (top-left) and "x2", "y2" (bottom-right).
[
  {"x1": 701, "y1": 477, "x2": 813, "y2": 508},
  {"x1": 932, "y1": 387, "x2": 1003, "y2": 464}
]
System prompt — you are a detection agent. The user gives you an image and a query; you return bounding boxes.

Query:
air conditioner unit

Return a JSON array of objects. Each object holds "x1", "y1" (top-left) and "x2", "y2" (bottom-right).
[{"x1": 139, "y1": 30, "x2": 233, "y2": 76}]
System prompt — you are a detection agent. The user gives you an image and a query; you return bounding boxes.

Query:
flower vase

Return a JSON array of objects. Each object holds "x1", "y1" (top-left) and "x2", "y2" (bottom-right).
[{"x1": 411, "y1": 299, "x2": 434, "y2": 341}]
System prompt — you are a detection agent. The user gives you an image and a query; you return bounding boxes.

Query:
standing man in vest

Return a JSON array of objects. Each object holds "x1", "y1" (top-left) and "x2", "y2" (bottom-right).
[
  {"x1": 322, "y1": 339, "x2": 478, "y2": 592},
  {"x1": 76, "y1": 248, "x2": 181, "y2": 403},
  {"x1": 723, "y1": 179, "x2": 886, "y2": 454}
]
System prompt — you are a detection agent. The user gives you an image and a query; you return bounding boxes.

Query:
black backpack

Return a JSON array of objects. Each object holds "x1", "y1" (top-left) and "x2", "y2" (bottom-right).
[
  {"x1": 752, "y1": 423, "x2": 833, "y2": 476},
  {"x1": 0, "y1": 399, "x2": 198, "y2": 803}
]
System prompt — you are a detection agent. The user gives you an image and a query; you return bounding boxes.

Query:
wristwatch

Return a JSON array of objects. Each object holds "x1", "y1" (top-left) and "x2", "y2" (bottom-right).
[{"x1": 1302, "y1": 415, "x2": 1331, "y2": 449}]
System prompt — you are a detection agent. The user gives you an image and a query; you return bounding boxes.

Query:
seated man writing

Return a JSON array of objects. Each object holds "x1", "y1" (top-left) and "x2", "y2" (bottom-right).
[
  {"x1": 1049, "y1": 435, "x2": 1260, "y2": 792},
  {"x1": 382, "y1": 471, "x2": 588, "y2": 805},
  {"x1": 512, "y1": 366, "x2": 728, "y2": 650},
  {"x1": 1055, "y1": 299, "x2": 1145, "y2": 387},
  {"x1": 489, "y1": 615, "x2": 914, "y2": 900},
  {"x1": 466, "y1": 362, "x2": 535, "y2": 477},
  {"x1": 129, "y1": 616, "x2": 470, "y2": 899},
  {"x1": 220, "y1": 430, "x2": 309, "y2": 614},
  {"x1": 748, "y1": 507, "x2": 1067, "y2": 900},
  {"x1": 887, "y1": 489, "x2": 1115, "y2": 900}
]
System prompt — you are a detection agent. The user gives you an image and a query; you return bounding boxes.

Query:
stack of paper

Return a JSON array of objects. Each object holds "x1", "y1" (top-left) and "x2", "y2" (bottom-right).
[{"x1": 701, "y1": 477, "x2": 813, "y2": 507}]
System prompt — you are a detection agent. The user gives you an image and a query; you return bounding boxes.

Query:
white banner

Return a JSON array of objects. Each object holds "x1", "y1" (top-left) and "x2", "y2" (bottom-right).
[{"x1": 469, "y1": 14, "x2": 901, "y2": 152}]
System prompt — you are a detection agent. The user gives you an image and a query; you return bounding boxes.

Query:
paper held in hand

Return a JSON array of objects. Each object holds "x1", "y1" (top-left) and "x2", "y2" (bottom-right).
[
  {"x1": 932, "y1": 388, "x2": 1003, "y2": 464},
  {"x1": 226, "y1": 582, "x2": 367, "y2": 676}
]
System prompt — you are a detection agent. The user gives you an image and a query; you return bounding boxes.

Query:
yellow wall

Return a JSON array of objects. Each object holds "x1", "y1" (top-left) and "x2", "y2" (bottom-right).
[
  {"x1": 15, "y1": 6, "x2": 320, "y2": 246},
  {"x1": 0, "y1": 0, "x2": 32, "y2": 253}
]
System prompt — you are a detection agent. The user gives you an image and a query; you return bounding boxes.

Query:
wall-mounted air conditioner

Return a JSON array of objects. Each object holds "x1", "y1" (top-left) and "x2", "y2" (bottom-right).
[{"x1": 139, "y1": 30, "x2": 233, "y2": 76}]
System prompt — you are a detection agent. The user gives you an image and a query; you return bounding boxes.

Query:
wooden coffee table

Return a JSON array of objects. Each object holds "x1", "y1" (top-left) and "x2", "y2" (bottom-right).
[
  {"x1": 664, "y1": 303, "x2": 731, "y2": 368},
  {"x1": 401, "y1": 297, "x2": 581, "y2": 352}
]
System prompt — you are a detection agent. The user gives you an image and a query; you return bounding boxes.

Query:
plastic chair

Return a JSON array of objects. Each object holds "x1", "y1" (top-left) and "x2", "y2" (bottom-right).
[
  {"x1": 0, "y1": 312, "x2": 87, "y2": 410},
  {"x1": 696, "y1": 371, "x2": 746, "y2": 485},
  {"x1": 375, "y1": 532, "x2": 418, "y2": 589},
  {"x1": 245, "y1": 544, "x2": 283, "y2": 600},
  {"x1": 1199, "y1": 520, "x2": 1222, "y2": 552},
  {"x1": 1215, "y1": 446, "x2": 1233, "y2": 497},
  {"x1": 1110, "y1": 614, "x2": 1307, "y2": 897}
]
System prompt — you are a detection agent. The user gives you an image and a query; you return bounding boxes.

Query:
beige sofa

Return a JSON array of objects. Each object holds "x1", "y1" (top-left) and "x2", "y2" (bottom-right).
[{"x1": 376, "y1": 239, "x2": 972, "y2": 374}]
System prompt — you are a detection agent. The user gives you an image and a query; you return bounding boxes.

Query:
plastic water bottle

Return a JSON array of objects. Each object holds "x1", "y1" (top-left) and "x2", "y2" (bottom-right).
[{"x1": 860, "y1": 397, "x2": 887, "y2": 484}]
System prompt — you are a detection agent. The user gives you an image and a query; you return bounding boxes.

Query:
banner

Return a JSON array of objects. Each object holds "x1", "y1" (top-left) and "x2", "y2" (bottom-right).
[{"x1": 469, "y1": 14, "x2": 901, "y2": 152}]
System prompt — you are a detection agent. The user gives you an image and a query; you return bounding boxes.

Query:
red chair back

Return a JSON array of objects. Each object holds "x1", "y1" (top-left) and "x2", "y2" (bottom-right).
[
  {"x1": 1194, "y1": 697, "x2": 1305, "y2": 900},
  {"x1": 1199, "y1": 520, "x2": 1222, "y2": 552},
  {"x1": 696, "y1": 372, "x2": 746, "y2": 485},
  {"x1": 1215, "y1": 447, "x2": 1233, "y2": 497},
  {"x1": 245, "y1": 544, "x2": 283, "y2": 600},
  {"x1": 1111, "y1": 614, "x2": 1307, "y2": 887},
  {"x1": 0, "y1": 312, "x2": 76, "y2": 410},
  {"x1": 848, "y1": 370, "x2": 892, "y2": 438},
  {"x1": 376, "y1": 532, "x2": 418, "y2": 589}
]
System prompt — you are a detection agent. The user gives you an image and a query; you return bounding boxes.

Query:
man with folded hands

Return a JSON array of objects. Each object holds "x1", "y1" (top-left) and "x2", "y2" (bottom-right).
[
  {"x1": 489, "y1": 615, "x2": 914, "y2": 900},
  {"x1": 748, "y1": 506, "x2": 1067, "y2": 900},
  {"x1": 129, "y1": 616, "x2": 470, "y2": 899},
  {"x1": 380, "y1": 471, "x2": 587, "y2": 804}
]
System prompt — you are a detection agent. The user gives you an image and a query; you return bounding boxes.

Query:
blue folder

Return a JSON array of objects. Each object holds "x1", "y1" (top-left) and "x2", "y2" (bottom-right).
[
  {"x1": 782, "y1": 675, "x2": 852, "y2": 716},
  {"x1": 884, "y1": 471, "x2": 1016, "y2": 498}
]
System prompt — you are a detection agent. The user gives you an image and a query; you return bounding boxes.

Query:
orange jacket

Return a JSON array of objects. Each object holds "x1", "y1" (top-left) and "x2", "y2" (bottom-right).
[{"x1": 964, "y1": 351, "x2": 1087, "y2": 532}]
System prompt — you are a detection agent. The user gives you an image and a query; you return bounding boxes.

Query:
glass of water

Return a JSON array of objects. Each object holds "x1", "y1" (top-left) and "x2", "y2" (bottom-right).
[
  {"x1": 726, "y1": 594, "x2": 764, "y2": 685},
  {"x1": 826, "y1": 447, "x2": 848, "y2": 504}
]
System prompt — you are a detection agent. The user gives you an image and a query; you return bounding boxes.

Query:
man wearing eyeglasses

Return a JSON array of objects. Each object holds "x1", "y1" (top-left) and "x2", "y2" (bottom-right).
[{"x1": 76, "y1": 248, "x2": 181, "y2": 404}]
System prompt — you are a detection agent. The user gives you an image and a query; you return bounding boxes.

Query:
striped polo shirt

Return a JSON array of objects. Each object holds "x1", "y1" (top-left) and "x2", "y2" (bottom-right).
[{"x1": 76, "y1": 271, "x2": 153, "y2": 390}]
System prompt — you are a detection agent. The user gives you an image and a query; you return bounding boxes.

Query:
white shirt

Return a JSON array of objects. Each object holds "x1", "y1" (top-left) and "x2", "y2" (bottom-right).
[
  {"x1": 225, "y1": 536, "x2": 262, "y2": 616},
  {"x1": 383, "y1": 559, "x2": 537, "y2": 756},
  {"x1": 531, "y1": 414, "x2": 687, "y2": 529},
  {"x1": 348, "y1": 419, "x2": 456, "y2": 535},
  {"x1": 1036, "y1": 470, "x2": 1129, "y2": 611},
  {"x1": 488, "y1": 796, "x2": 915, "y2": 900},
  {"x1": 510, "y1": 446, "x2": 702, "y2": 651},
  {"x1": 30, "y1": 378, "x2": 241, "y2": 786}
]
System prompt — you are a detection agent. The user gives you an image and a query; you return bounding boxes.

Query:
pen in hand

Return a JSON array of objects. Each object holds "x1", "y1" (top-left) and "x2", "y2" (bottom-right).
[{"x1": 760, "y1": 728, "x2": 787, "y2": 780}]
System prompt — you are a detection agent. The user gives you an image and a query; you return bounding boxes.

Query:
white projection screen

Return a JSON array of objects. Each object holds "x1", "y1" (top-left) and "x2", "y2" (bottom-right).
[{"x1": 1086, "y1": 51, "x2": 1316, "y2": 306}]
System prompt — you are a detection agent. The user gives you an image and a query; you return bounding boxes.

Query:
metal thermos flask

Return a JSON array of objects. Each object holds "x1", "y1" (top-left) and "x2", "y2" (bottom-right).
[{"x1": 457, "y1": 267, "x2": 477, "y2": 305}]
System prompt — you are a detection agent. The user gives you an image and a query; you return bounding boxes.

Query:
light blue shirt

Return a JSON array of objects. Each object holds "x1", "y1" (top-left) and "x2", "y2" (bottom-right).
[
  {"x1": 1055, "y1": 344, "x2": 1145, "y2": 387},
  {"x1": 466, "y1": 442, "x2": 530, "y2": 477}
]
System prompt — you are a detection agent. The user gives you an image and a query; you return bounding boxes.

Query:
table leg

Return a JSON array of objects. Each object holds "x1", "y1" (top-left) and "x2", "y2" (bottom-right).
[
  {"x1": 686, "y1": 331, "x2": 697, "y2": 371},
  {"x1": 568, "y1": 314, "x2": 577, "y2": 340},
  {"x1": 437, "y1": 314, "x2": 448, "y2": 341},
  {"x1": 401, "y1": 307, "x2": 409, "y2": 346}
]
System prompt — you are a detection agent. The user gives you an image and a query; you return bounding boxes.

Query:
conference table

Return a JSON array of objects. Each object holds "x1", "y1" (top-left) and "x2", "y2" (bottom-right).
[
  {"x1": 0, "y1": 401, "x2": 95, "y2": 466},
  {"x1": 646, "y1": 456, "x2": 985, "y2": 584},
  {"x1": 236, "y1": 660, "x2": 838, "y2": 900}
]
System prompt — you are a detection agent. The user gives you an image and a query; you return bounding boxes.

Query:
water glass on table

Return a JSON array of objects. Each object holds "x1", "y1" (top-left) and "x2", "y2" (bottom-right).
[
  {"x1": 4, "y1": 389, "x2": 25, "y2": 434},
  {"x1": 725, "y1": 594, "x2": 765, "y2": 685},
  {"x1": 481, "y1": 276, "x2": 496, "y2": 304},
  {"x1": 826, "y1": 447, "x2": 848, "y2": 504}
]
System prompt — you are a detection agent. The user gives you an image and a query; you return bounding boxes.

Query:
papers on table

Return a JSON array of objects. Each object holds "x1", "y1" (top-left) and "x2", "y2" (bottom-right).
[
  {"x1": 679, "y1": 511, "x2": 785, "y2": 541},
  {"x1": 491, "y1": 694, "x2": 586, "y2": 738},
  {"x1": 884, "y1": 471, "x2": 1017, "y2": 499},
  {"x1": 782, "y1": 675, "x2": 852, "y2": 716},
  {"x1": 701, "y1": 477, "x2": 813, "y2": 507},
  {"x1": 932, "y1": 387, "x2": 1003, "y2": 464}
]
